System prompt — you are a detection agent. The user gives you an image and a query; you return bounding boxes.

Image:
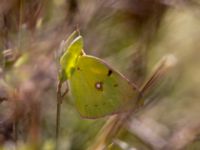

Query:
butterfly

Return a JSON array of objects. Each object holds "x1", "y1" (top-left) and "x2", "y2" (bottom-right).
[{"x1": 59, "y1": 31, "x2": 140, "y2": 119}]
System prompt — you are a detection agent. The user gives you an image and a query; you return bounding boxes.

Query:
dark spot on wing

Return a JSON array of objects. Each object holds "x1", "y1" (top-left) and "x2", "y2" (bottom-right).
[
  {"x1": 107, "y1": 69, "x2": 113, "y2": 76},
  {"x1": 95, "y1": 82, "x2": 103, "y2": 91},
  {"x1": 77, "y1": 67, "x2": 80, "y2": 70},
  {"x1": 114, "y1": 84, "x2": 118, "y2": 87},
  {"x1": 80, "y1": 51, "x2": 84, "y2": 56}
]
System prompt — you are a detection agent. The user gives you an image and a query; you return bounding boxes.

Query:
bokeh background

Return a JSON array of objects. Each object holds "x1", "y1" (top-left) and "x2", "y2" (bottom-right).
[{"x1": 0, "y1": 0, "x2": 200, "y2": 149}]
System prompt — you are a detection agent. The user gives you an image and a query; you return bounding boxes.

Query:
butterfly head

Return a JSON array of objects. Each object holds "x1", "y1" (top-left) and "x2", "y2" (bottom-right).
[{"x1": 59, "y1": 32, "x2": 86, "y2": 81}]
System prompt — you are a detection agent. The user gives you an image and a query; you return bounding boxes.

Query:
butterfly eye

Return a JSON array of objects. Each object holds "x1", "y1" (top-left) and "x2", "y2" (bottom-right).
[{"x1": 95, "y1": 82, "x2": 103, "y2": 91}]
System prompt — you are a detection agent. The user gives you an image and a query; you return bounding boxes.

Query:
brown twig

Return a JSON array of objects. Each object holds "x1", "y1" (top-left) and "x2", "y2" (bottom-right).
[
  {"x1": 56, "y1": 80, "x2": 68, "y2": 149},
  {"x1": 88, "y1": 55, "x2": 177, "y2": 150}
]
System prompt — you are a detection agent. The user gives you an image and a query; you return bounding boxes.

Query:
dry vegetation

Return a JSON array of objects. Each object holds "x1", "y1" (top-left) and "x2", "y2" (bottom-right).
[{"x1": 0, "y1": 0, "x2": 200, "y2": 150}]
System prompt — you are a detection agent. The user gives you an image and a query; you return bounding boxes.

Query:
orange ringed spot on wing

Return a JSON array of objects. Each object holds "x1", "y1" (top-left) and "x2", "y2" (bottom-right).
[{"x1": 95, "y1": 82, "x2": 103, "y2": 91}]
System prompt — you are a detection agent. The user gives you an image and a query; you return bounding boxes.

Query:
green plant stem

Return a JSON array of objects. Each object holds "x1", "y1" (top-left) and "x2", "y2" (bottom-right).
[
  {"x1": 56, "y1": 81, "x2": 68, "y2": 149},
  {"x1": 56, "y1": 81, "x2": 62, "y2": 149}
]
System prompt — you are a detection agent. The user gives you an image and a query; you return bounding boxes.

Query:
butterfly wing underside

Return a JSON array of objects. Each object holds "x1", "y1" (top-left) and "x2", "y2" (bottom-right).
[{"x1": 69, "y1": 55, "x2": 139, "y2": 118}]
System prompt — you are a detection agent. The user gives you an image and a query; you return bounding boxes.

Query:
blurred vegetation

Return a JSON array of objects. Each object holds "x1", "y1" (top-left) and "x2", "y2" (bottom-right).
[{"x1": 0, "y1": 0, "x2": 200, "y2": 150}]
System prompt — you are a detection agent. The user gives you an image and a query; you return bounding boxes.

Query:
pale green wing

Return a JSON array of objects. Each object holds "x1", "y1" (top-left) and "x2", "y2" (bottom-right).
[
  {"x1": 59, "y1": 35, "x2": 83, "y2": 81},
  {"x1": 69, "y1": 55, "x2": 139, "y2": 118}
]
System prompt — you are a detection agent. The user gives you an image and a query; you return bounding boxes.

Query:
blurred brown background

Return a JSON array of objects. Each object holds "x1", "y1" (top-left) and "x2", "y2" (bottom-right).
[{"x1": 0, "y1": 0, "x2": 200, "y2": 149}]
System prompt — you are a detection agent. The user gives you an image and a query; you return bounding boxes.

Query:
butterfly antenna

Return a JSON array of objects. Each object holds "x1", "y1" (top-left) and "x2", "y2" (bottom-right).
[{"x1": 75, "y1": 25, "x2": 80, "y2": 35}]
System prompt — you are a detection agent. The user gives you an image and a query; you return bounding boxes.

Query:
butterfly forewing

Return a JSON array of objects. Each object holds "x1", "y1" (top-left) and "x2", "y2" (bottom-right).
[{"x1": 69, "y1": 55, "x2": 139, "y2": 118}]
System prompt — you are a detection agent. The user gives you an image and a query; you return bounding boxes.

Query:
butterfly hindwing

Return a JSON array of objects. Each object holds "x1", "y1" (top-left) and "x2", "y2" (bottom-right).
[{"x1": 69, "y1": 55, "x2": 139, "y2": 118}]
